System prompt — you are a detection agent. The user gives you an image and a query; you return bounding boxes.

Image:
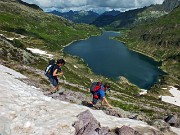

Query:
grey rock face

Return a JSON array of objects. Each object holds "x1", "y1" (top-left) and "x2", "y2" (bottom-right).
[
  {"x1": 73, "y1": 110, "x2": 115, "y2": 135},
  {"x1": 152, "y1": 119, "x2": 170, "y2": 132},
  {"x1": 0, "y1": 35, "x2": 38, "y2": 64},
  {"x1": 162, "y1": 0, "x2": 180, "y2": 12},
  {"x1": 73, "y1": 110, "x2": 152, "y2": 135},
  {"x1": 164, "y1": 115, "x2": 180, "y2": 127},
  {"x1": 73, "y1": 110, "x2": 101, "y2": 135},
  {"x1": 115, "y1": 125, "x2": 142, "y2": 135}
]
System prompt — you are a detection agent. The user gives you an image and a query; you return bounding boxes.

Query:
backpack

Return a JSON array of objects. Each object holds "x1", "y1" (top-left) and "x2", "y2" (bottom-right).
[
  {"x1": 44, "y1": 59, "x2": 55, "y2": 77},
  {"x1": 90, "y1": 82, "x2": 102, "y2": 94}
]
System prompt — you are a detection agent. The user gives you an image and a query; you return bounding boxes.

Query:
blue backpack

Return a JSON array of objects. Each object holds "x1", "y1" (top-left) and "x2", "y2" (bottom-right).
[{"x1": 44, "y1": 59, "x2": 55, "y2": 77}]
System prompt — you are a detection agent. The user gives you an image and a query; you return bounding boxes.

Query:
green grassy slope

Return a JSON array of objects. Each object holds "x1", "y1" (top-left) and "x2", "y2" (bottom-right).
[
  {"x1": 117, "y1": 6, "x2": 180, "y2": 88},
  {"x1": 0, "y1": 0, "x2": 100, "y2": 51}
]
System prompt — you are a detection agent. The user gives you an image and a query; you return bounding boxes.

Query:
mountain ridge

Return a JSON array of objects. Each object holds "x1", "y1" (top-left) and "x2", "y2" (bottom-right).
[
  {"x1": 92, "y1": 0, "x2": 180, "y2": 29},
  {"x1": 47, "y1": 10, "x2": 99, "y2": 24}
]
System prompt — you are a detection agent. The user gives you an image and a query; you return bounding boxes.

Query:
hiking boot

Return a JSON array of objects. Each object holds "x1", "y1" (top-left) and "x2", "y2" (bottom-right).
[
  {"x1": 50, "y1": 90, "x2": 56, "y2": 94},
  {"x1": 87, "y1": 103, "x2": 94, "y2": 107}
]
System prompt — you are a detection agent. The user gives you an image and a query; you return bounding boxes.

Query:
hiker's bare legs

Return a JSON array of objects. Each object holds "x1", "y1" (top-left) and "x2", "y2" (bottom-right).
[
  {"x1": 101, "y1": 97, "x2": 113, "y2": 108},
  {"x1": 51, "y1": 85, "x2": 59, "y2": 93},
  {"x1": 88, "y1": 101, "x2": 93, "y2": 105}
]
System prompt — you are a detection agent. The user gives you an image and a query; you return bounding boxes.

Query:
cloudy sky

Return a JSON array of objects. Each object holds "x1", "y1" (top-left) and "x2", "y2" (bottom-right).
[{"x1": 22, "y1": 0, "x2": 164, "y2": 13}]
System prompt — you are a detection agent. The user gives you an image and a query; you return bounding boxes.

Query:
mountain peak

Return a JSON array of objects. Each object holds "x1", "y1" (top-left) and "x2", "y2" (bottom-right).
[
  {"x1": 48, "y1": 10, "x2": 99, "y2": 24},
  {"x1": 16, "y1": 0, "x2": 43, "y2": 10},
  {"x1": 162, "y1": 0, "x2": 180, "y2": 12}
]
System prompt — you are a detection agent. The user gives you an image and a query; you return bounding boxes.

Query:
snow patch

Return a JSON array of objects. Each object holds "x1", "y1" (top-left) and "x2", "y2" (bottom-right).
[
  {"x1": 170, "y1": 126, "x2": 180, "y2": 135},
  {"x1": 139, "y1": 89, "x2": 147, "y2": 95},
  {"x1": 6, "y1": 37, "x2": 18, "y2": 40},
  {"x1": 0, "y1": 64, "x2": 158, "y2": 135},
  {"x1": 73, "y1": 65, "x2": 78, "y2": 68},
  {"x1": 26, "y1": 48, "x2": 53, "y2": 58},
  {"x1": 0, "y1": 33, "x2": 26, "y2": 40},
  {"x1": 161, "y1": 86, "x2": 180, "y2": 107},
  {"x1": 0, "y1": 64, "x2": 27, "y2": 79}
]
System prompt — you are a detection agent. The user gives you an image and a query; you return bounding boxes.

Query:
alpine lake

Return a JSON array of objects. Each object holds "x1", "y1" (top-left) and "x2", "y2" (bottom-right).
[{"x1": 63, "y1": 31, "x2": 166, "y2": 89}]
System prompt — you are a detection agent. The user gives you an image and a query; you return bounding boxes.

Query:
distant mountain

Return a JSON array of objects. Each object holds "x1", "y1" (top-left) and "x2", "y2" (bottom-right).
[
  {"x1": 102, "y1": 10, "x2": 120, "y2": 16},
  {"x1": 162, "y1": 0, "x2": 180, "y2": 12},
  {"x1": 91, "y1": 14, "x2": 117, "y2": 27},
  {"x1": 111, "y1": 7, "x2": 147, "y2": 28},
  {"x1": 47, "y1": 10, "x2": 99, "y2": 24},
  {"x1": 92, "y1": 0, "x2": 180, "y2": 29},
  {"x1": 91, "y1": 10, "x2": 121, "y2": 27}
]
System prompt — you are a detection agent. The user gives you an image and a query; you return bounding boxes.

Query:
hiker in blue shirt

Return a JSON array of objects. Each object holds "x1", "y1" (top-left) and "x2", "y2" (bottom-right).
[
  {"x1": 89, "y1": 83, "x2": 113, "y2": 108},
  {"x1": 49, "y1": 59, "x2": 65, "y2": 93}
]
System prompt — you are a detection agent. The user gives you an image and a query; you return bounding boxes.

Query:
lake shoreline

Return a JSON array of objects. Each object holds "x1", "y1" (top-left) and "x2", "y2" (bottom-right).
[
  {"x1": 63, "y1": 31, "x2": 165, "y2": 89},
  {"x1": 61, "y1": 33, "x2": 102, "y2": 52}
]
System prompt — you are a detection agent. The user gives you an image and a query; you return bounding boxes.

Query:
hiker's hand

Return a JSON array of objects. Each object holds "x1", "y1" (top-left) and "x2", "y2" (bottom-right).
[
  {"x1": 59, "y1": 72, "x2": 63, "y2": 76},
  {"x1": 109, "y1": 105, "x2": 113, "y2": 109},
  {"x1": 58, "y1": 72, "x2": 63, "y2": 76}
]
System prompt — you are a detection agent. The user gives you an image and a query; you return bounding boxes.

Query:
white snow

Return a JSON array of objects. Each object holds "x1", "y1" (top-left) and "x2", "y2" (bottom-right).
[
  {"x1": 26, "y1": 48, "x2": 53, "y2": 58},
  {"x1": 73, "y1": 65, "x2": 78, "y2": 68},
  {"x1": 6, "y1": 37, "x2": 18, "y2": 40},
  {"x1": 139, "y1": 89, "x2": 147, "y2": 95},
  {"x1": 171, "y1": 127, "x2": 180, "y2": 135},
  {"x1": 0, "y1": 33, "x2": 26, "y2": 40},
  {"x1": 161, "y1": 86, "x2": 180, "y2": 107},
  {"x1": 0, "y1": 64, "x2": 165, "y2": 135}
]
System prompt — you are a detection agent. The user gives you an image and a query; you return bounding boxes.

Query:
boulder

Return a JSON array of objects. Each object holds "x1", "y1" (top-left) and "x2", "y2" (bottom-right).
[
  {"x1": 151, "y1": 119, "x2": 170, "y2": 132},
  {"x1": 115, "y1": 125, "x2": 142, "y2": 135},
  {"x1": 73, "y1": 110, "x2": 114, "y2": 135},
  {"x1": 164, "y1": 115, "x2": 180, "y2": 127},
  {"x1": 73, "y1": 110, "x2": 155, "y2": 135}
]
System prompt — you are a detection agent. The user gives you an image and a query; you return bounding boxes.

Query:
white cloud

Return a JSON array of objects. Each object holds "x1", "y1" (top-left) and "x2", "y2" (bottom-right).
[{"x1": 22, "y1": 0, "x2": 165, "y2": 13}]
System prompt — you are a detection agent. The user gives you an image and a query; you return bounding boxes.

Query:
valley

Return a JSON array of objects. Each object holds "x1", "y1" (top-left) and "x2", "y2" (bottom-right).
[{"x1": 0, "y1": 0, "x2": 180, "y2": 134}]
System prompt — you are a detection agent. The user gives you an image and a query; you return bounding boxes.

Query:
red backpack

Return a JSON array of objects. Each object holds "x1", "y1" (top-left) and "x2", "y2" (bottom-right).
[{"x1": 90, "y1": 82, "x2": 102, "y2": 94}]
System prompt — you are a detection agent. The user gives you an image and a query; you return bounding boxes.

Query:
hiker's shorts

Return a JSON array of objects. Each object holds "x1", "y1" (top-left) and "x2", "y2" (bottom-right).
[
  {"x1": 92, "y1": 97, "x2": 98, "y2": 105},
  {"x1": 49, "y1": 77, "x2": 58, "y2": 87}
]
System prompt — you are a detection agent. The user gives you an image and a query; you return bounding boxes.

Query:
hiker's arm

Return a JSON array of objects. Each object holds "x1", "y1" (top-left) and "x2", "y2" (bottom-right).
[
  {"x1": 59, "y1": 71, "x2": 63, "y2": 76},
  {"x1": 102, "y1": 97, "x2": 113, "y2": 108},
  {"x1": 53, "y1": 69, "x2": 63, "y2": 76}
]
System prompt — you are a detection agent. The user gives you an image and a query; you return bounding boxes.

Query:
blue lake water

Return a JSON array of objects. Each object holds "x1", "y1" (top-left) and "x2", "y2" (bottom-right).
[{"x1": 63, "y1": 31, "x2": 165, "y2": 89}]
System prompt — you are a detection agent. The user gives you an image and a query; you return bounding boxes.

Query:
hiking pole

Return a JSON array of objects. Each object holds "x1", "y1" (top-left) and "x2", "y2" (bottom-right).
[
  {"x1": 62, "y1": 75, "x2": 66, "y2": 91},
  {"x1": 63, "y1": 75, "x2": 66, "y2": 80}
]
